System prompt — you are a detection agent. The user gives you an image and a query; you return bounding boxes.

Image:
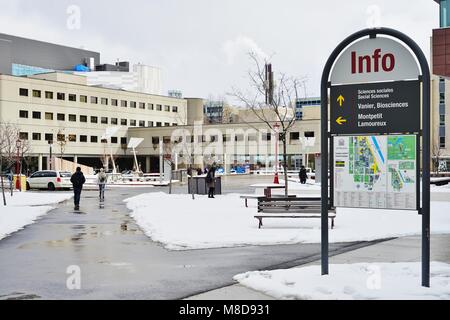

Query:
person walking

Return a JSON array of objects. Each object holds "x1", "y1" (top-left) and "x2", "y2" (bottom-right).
[
  {"x1": 299, "y1": 165, "x2": 307, "y2": 185},
  {"x1": 70, "y1": 167, "x2": 86, "y2": 210},
  {"x1": 206, "y1": 164, "x2": 217, "y2": 198},
  {"x1": 97, "y1": 168, "x2": 107, "y2": 201}
]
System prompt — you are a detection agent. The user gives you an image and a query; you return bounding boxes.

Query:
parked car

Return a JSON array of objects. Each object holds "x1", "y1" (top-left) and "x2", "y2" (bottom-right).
[{"x1": 26, "y1": 170, "x2": 72, "y2": 191}]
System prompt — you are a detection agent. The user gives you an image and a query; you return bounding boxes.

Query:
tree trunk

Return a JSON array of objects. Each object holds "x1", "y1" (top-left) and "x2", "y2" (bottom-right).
[
  {"x1": 189, "y1": 164, "x2": 195, "y2": 200},
  {"x1": 282, "y1": 138, "x2": 289, "y2": 197},
  {"x1": 169, "y1": 165, "x2": 173, "y2": 195}
]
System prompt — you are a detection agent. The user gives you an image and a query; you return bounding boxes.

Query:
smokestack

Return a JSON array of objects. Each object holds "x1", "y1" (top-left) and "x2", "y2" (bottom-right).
[{"x1": 265, "y1": 63, "x2": 274, "y2": 105}]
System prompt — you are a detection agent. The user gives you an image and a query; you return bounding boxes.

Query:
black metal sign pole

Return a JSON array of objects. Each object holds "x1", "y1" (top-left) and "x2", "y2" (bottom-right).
[{"x1": 321, "y1": 28, "x2": 430, "y2": 286}]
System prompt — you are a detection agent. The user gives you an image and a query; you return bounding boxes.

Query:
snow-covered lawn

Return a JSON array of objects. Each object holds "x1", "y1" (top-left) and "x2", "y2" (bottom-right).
[
  {"x1": 234, "y1": 262, "x2": 450, "y2": 300},
  {"x1": 0, "y1": 192, "x2": 72, "y2": 240},
  {"x1": 124, "y1": 192, "x2": 450, "y2": 250}
]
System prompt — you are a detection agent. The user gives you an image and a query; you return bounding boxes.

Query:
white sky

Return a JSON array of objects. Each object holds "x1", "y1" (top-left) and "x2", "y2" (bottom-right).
[{"x1": 0, "y1": 0, "x2": 439, "y2": 100}]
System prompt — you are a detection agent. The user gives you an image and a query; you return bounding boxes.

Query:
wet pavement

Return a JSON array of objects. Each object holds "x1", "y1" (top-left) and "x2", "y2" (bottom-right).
[{"x1": 0, "y1": 179, "x2": 371, "y2": 300}]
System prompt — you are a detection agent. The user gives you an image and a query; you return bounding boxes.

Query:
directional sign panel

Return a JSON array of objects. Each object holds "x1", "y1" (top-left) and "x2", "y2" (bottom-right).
[{"x1": 330, "y1": 80, "x2": 420, "y2": 135}]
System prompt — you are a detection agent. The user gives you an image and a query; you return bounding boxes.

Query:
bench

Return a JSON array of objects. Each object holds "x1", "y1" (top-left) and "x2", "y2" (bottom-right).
[
  {"x1": 255, "y1": 197, "x2": 336, "y2": 229},
  {"x1": 240, "y1": 194, "x2": 297, "y2": 207}
]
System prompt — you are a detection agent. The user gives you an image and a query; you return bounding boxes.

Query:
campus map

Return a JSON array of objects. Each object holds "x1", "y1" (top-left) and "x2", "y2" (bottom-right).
[{"x1": 334, "y1": 135, "x2": 417, "y2": 210}]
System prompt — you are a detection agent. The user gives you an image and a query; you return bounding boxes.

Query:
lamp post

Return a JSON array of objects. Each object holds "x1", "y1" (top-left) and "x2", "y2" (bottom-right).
[
  {"x1": 273, "y1": 122, "x2": 280, "y2": 184},
  {"x1": 15, "y1": 139, "x2": 21, "y2": 190},
  {"x1": 48, "y1": 140, "x2": 53, "y2": 170}
]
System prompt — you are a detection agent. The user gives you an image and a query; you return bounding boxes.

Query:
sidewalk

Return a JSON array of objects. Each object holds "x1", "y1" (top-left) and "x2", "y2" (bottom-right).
[{"x1": 186, "y1": 234, "x2": 450, "y2": 300}]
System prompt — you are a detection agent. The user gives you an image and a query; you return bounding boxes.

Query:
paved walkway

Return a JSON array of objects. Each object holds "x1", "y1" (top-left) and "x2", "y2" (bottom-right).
[{"x1": 0, "y1": 187, "x2": 367, "y2": 300}]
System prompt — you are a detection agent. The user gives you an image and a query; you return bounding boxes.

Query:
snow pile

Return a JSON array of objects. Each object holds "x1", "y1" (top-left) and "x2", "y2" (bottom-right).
[
  {"x1": 0, "y1": 192, "x2": 72, "y2": 240},
  {"x1": 124, "y1": 192, "x2": 450, "y2": 250},
  {"x1": 234, "y1": 262, "x2": 450, "y2": 300}
]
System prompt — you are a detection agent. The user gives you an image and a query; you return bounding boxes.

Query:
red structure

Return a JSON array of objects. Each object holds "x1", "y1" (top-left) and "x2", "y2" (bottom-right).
[{"x1": 273, "y1": 123, "x2": 280, "y2": 184}]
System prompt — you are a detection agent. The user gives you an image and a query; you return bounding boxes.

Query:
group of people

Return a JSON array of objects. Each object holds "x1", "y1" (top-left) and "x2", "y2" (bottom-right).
[{"x1": 70, "y1": 167, "x2": 107, "y2": 210}]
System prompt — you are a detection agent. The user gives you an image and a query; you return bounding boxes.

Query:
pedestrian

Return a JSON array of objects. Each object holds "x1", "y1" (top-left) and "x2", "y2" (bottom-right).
[
  {"x1": 187, "y1": 167, "x2": 192, "y2": 177},
  {"x1": 299, "y1": 165, "x2": 307, "y2": 184},
  {"x1": 197, "y1": 168, "x2": 203, "y2": 176},
  {"x1": 70, "y1": 167, "x2": 86, "y2": 210},
  {"x1": 97, "y1": 168, "x2": 107, "y2": 201},
  {"x1": 206, "y1": 164, "x2": 217, "y2": 198}
]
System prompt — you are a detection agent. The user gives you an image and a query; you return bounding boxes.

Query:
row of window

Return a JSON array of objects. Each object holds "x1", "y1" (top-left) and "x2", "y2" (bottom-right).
[
  {"x1": 19, "y1": 110, "x2": 177, "y2": 127},
  {"x1": 150, "y1": 132, "x2": 315, "y2": 145},
  {"x1": 18, "y1": 88, "x2": 179, "y2": 112},
  {"x1": 19, "y1": 132, "x2": 128, "y2": 145}
]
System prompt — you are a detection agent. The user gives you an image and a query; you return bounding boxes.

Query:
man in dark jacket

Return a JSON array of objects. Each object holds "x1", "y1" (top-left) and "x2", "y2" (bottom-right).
[
  {"x1": 206, "y1": 164, "x2": 216, "y2": 198},
  {"x1": 299, "y1": 166, "x2": 307, "y2": 184},
  {"x1": 71, "y1": 167, "x2": 86, "y2": 210}
]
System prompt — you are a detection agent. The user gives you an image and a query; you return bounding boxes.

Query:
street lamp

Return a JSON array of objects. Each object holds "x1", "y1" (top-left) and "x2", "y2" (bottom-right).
[
  {"x1": 273, "y1": 122, "x2": 280, "y2": 184},
  {"x1": 48, "y1": 140, "x2": 53, "y2": 170},
  {"x1": 15, "y1": 139, "x2": 21, "y2": 190}
]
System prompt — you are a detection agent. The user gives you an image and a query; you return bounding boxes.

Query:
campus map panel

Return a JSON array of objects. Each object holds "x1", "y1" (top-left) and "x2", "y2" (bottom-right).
[{"x1": 334, "y1": 135, "x2": 417, "y2": 210}]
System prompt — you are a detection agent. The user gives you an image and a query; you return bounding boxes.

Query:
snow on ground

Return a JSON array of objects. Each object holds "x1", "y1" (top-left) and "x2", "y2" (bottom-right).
[
  {"x1": 234, "y1": 262, "x2": 450, "y2": 300},
  {"x1": 0, "y1": 192, "x2": 72, "y2": 240},
  {"x1": 124, "y1": 192, "x2": 450, "y2": 250}
]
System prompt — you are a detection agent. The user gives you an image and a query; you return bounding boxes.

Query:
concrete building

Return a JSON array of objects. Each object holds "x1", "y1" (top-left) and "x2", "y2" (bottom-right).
[{"x1": 0, "y1": 72, "x2": 188, "y2": 172}]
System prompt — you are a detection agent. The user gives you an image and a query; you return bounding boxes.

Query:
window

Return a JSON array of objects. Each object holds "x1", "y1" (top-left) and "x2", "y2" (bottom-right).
[
  {"x1": 172, "y1": 123, "x2": 178, "y2": 127},
  {"x1": 32, "y1": 111, "x2": 41, "y2": 119},
  {"x1": 32, "y1": 90, "x2": 41, "y2": 98},
  {"x1": 440, "y1": 136, "x2": 446, "y2": 148},
  {"x1": 262, "y1": 133, "x2": 271, "y2": 141},
  {"x1": 172, "y1": 106, "x2": 178, "y2": 113},
  {"x1": 19, "y1": 110, "x2": 28, "y2": 118},
  {"x1": 45, "y1": 133, "x2": 53, "y2": 142},
  {"x1": 57, "y1": 113, "x2": 65, "y2": 121},
  {"x1": 139, "y1": 102, "x2": 145, "y2": 109},
  {"x1": 139, "y1": 120, "x2": 145, "y2": 127},
  {"x1": 91, "y1": 116, "x2": 98, "y2": 123},
  {"x1": 80, "y1": 115, "x2": 87, "y2": 123},
  {"x1": 101, "y1": 98, "x2": 108, "y2": 105},
  {"x1": 69, "y1": 114, "x2": 76, "y2": 122},
  {"x1": 248, "y1": 134, "x2": 257, "y2": 142},
  {"x1": 156, "y1": 104, "x2": 162, "y2": 111},
  {"x1": 68, "y1": 134, "x2": 76, "y2": 142},
  {"x1": 121, "y1": 119, "x2": 127, "y2": 126},
  {"x1": 223, "y1": 134, "x2": 230, "y2": 142},
  {"x1": 305, "y1": 131, "x2": 315, "y2": 138},
  {"x1": 19, "y1": 132, "x2": 29, "y2": 140},
  {"x1": 91, "y1": 96, "x2": 98, "y2": 104},
  {"x1": 148, "y1": 121, "x2": 154, "y2": 127},
  {"x1": 112, "y1": 99, "x2": 118, "y2": 106},
  {"x1": 111, "y1": 137, "x2": 118, "y2": 144},
  {"x1": 440, "y1": 115, "x2": 445, "y2": 126},
  {"x1": 164, "y1": 105, "x2": 170, "y2": 112},
  {"x1": 121, "y1": 137, "x2": 127, "y2": 145},
  {"x1": 90, "y1": 136, "x2": 98, "y2": 143},
  {"x1": 156, "y1": 122, "x2": 162, "y2": 127},
  {"x1": 32, "y1": 133, "x2": 41, "y2": 141},
  {"x1": 101, "y1": 117, "x2": 108, "y2": 124},
  {"x1": 69, "y1": 94, "x2": 76, "y2": 102},
  {"x1": 19, "y1": 88, "x2": 28, "y2": 96},
  {"x1": 57, "y1": 92, "x2": 65, "y2": 100},
  {"x1": 121, "y1": 100, "x2": 128, "y2": 108},
  {"x1": 199, "y1": 135, "x2": 206, "y2": 143},
  {"x1": 111, "y1": 118, "x2": 118, "y2": 125},
  {"x1": 57, "y1": 134, "x2": 66, "y2": 142},
  {"x1": 101, "y1": 138, "x2": 107, "y2": 144},
  {"x1": 80, "y1": 95, "x2": 87, "y2": 103},
  {"x1": 45, "y1": 112, "x2": 53, "y2": 120},
  {"x1": 130, "y1": 101, "x2": 137, "y2": 108},
  {"x1": 80, "y1": 135, "x2": 88, "y2": 143},
  {"x1": 164, "y1": 122, "x2": 170, "y2": 127},
  {"x1": 148, "y1": 103, "x2": 154, "y2": 110},
  {"x1": 290, "y1": 132, "x2": 300, "y2": 140},
  {"x1": 130, "y1": 120, "x2": 137, "y2": 126},
  {"x1": 152, "y1": 137, "x2": 160, "y2": 145},
  {"x1": 163, "y1": 136, "x2": 171, "y2": 144},
  {"x1": 45, "y1": 91, "x2": 53, "y2": 99},
  {"x1": 210, "y1": 135, "x2": 218, "y2": 142},
  {"x1": 235, "y1": 134, "x2": 244, "y2": 142}
]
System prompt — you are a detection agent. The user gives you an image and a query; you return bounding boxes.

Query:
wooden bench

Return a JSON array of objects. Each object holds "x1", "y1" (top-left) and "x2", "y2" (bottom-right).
[
  {"x1": 256, "y1": 197, "x2": 336, "y2": 229},
  {"x1": 240, "y1": 194, "x2": 297, "y2": 207}
]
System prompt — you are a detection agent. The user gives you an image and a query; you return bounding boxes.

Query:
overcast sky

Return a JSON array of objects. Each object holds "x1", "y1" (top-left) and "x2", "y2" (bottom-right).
[{"x1": 0, "y1": 0, "x2": 439, "y2": 100}]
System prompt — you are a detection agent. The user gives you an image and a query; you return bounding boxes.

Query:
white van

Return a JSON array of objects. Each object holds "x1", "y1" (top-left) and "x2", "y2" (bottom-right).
[{"x1": 26, "y1": 171, "x2": 72, "y2": 191}]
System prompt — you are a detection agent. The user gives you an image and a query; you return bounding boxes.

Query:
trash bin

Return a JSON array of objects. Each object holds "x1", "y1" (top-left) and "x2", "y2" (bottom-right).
[
  {"x1": 188, "y1": 176, "x2": 222, "y2": 195},
  {"x1": 13, "y1": 175, "x2": 27, "y2": 192}
]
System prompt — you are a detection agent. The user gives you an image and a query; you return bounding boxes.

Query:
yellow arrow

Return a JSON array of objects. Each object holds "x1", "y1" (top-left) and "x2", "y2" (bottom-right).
[
  {"x1": 336, "y1": 116, "x2": 347, "y2": 125},
  {"x1": 337, "y1": 95, "x2": 344, "y2": 107}
]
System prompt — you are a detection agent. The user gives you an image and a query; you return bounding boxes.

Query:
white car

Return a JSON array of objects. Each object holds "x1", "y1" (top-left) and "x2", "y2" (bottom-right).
[{"x1": 26, "y1": 170, "x2": 72, "y2": 191}]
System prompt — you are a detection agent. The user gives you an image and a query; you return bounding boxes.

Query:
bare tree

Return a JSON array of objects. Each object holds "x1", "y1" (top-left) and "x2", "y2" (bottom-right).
[
  {"x1": 55, "y1": 129, "x2": 69, "y2": 170},
  {"x1": 229, "y1": 52, "x2": 305, "y2": 196},
  {"x1": 432, "y1": 143, "x2": 444, "y2": 174}
]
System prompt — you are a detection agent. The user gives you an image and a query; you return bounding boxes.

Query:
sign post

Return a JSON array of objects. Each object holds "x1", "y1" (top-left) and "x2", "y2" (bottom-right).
[{"x1": 321, "y1": 28, "x2": 430, "y2": 287}]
